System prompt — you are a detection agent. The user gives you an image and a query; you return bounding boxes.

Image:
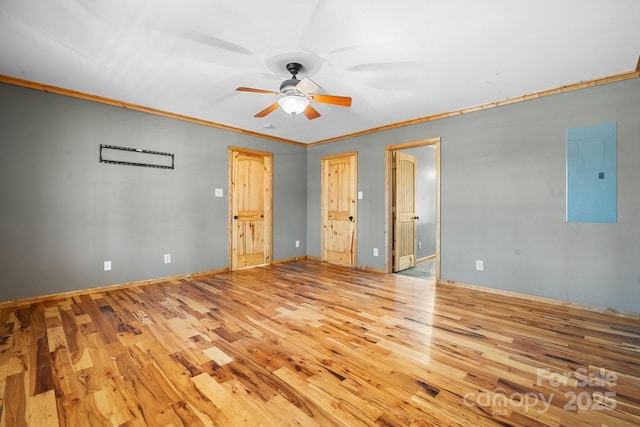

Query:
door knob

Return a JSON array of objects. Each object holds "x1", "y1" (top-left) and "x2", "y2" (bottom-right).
[
  {"x1": 349, "y1": 215, "x2": 354, "y2": 221},
  {"x1": 414, "y1": 216, "x2": 420, "y2": 220},
  {"x1": 234, "y1": 215, "x2": 239, "y2": 220}
]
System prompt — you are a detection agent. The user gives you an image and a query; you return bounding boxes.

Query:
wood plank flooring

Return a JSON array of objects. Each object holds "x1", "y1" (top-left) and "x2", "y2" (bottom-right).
[{"x1": 0, "y1": 259, "x2": 639, "y2": 426}]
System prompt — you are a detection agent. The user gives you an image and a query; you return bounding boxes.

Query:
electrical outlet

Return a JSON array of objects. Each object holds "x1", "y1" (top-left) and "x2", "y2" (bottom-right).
[
  {"x1": 418, "y1": 242, "x2": 422, "y2": 249},
  {"x1": 104, "y1": 260, "x2": 111, "y2": 271},
  {"x1": 164, "y1": 253, "x2": 172, "y2": 264},
  {"x1": 373, "y1": 248, "x2": 379, "y2": 256},
  {"x1": 295, "y1": 240, "x2": 300, "y2": 248},
  {"x1": 476, "y1": 260, "x2": 484, "y2": 271}
]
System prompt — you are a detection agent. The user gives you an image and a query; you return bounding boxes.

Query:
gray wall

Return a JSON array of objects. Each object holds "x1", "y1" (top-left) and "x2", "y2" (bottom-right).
[
  {"x1": 307, "y1": 78, "x2": 640, "y2": 313},
  {"x1": 403, "y1": 146, "x2": 437, "y2": 259},
  {"x1": 0, "y1": 83, "x2": 307, "y2": 301},
  {"x1": 3, "y1": 77, "x2": 639, "y2": 313}
]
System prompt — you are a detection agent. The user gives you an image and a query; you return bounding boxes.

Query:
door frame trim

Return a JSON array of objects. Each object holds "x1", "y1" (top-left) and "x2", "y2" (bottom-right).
[
  {"x1": 228, "y1": 146, "x2": 273, "y2": 271},
  {"x1": 385, "y1": 137, "x2": 441, "y2": 279}
]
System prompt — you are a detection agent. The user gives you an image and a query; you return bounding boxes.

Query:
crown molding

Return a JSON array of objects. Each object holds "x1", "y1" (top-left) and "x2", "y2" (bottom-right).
[
  {"x1": 307, "y1": 68, "x2": 640, "y2": 146},
  {"x1": 3, "y1": 68, "x2": 638, "y2": 148},
  {"x1": 0, "y1": 74, "x2": 306, "y2": 147}
]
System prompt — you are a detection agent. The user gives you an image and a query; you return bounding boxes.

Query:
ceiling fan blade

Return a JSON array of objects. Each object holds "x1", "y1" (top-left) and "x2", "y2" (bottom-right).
[
  {"x1": 254, "y1": 103, "x2": 280, "y2": 117},
  {"x1": 303, "y1": 105, "x2": 321, "y2": 120},
  {"x1": 236, "y1": 87, "x2": 279, "y2": 95},
  {"x1": 309, "y1": 93, "x2": 352, "y2": 107},
  {"x1": 295, "y1": 77, "x2": 321, "y2": 96}
]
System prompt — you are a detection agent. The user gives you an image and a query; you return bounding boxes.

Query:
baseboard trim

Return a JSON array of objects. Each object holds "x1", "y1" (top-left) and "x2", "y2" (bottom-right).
[
  {"x1": 417, "y1": 254, "x2": 436, "y2": 264},
  {"x1": 0, "y1": 257, "x2": 312, "y2": 307},
  {"x1": 355, "y1": 264, "x2": 386, "y2": 274},
  {"x1": 4, "y1": 260, "x2": 634, "y2": 320},
  {"x1": 302, "y1": 255, "x2": 386, "y2": 274},
  {"x1": 273, "y1": 255, "x2": 309, "y2": 264},
  {"x1": 0, "y1": 257, "x2": 329, "y2": 307},
  {"x1": 0, "y1": 267, "x2": 228, "y2": 309},
  {"x1": 438, "y1": 279, "x2": 640, "y2": 320}
]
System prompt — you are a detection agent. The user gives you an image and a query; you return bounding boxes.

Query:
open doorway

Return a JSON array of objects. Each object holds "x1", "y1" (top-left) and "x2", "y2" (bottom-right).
[{"x1": 385, "y1": 138, "x2": 440, "y2": 280}]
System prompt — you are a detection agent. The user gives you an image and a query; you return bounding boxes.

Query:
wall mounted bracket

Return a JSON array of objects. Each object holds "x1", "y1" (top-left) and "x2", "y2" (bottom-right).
[{"x1": 100, "y1": 144, "x2": 174, "y2": 169}]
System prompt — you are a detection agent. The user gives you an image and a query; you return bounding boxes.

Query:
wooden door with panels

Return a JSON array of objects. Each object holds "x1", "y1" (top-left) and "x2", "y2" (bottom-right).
[
  {"x1": 321, "y1": 152, "x2": 357, "y2": 267},
  {"x1": 385, "y1": 137, "x2": 440, "y2": 279},
  {"x1": 228, "y1": 147, "x2": 273, "y2": 270},
  {"x1": 393, "y1": 151, "x2": 417, "y2": 272}
]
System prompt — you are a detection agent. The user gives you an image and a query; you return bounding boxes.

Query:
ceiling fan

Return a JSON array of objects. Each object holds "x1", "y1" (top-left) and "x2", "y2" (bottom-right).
[{"x1": 236, "y1": 62, "x2": 352, "y2": 120}]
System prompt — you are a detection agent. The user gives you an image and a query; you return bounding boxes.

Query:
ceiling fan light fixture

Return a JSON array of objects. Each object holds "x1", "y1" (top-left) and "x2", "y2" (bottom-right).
[
  {"x1": 236, "y1": 61, "x2": 351, "y2": 120},
  {"x1": 278, "y1": 94, "x2": 309, "y2": 117}
]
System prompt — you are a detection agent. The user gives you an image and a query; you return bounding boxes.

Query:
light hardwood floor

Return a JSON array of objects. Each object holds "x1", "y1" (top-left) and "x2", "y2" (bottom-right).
[{"x1": 0, "y1": 260, "x2": 639, "y2": 426}]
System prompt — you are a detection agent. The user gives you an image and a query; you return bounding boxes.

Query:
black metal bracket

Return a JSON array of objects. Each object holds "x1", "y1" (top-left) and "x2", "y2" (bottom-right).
[{"x1": 100, "y1": 144, "x2": 174, "y2": 169}]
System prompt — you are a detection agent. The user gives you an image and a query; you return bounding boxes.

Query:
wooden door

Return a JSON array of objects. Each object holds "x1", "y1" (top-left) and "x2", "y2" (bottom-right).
[
  {"x1": 393, "y1": 151, "x2": 417, "y2": 272},
  {"x1": 321, "y1": 152, "x2": 357, "y2": 266},
  {"x1": 229, "y1": 147, "x2": 272, "y2": 270}
]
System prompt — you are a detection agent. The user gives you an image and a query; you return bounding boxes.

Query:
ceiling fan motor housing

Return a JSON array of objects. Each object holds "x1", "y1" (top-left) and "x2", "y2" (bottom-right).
[
  {"x1": 280, "y1": 62, "x2": 304, "y2": 93},
  {"x1": 279, "y1": 78, "x2": 300, "y2": 93}
]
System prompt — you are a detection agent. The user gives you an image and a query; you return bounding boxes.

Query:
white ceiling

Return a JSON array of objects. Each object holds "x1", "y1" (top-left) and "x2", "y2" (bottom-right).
[{"x1": 1, "y1": 0, "x2": 639, "y2": 144}]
